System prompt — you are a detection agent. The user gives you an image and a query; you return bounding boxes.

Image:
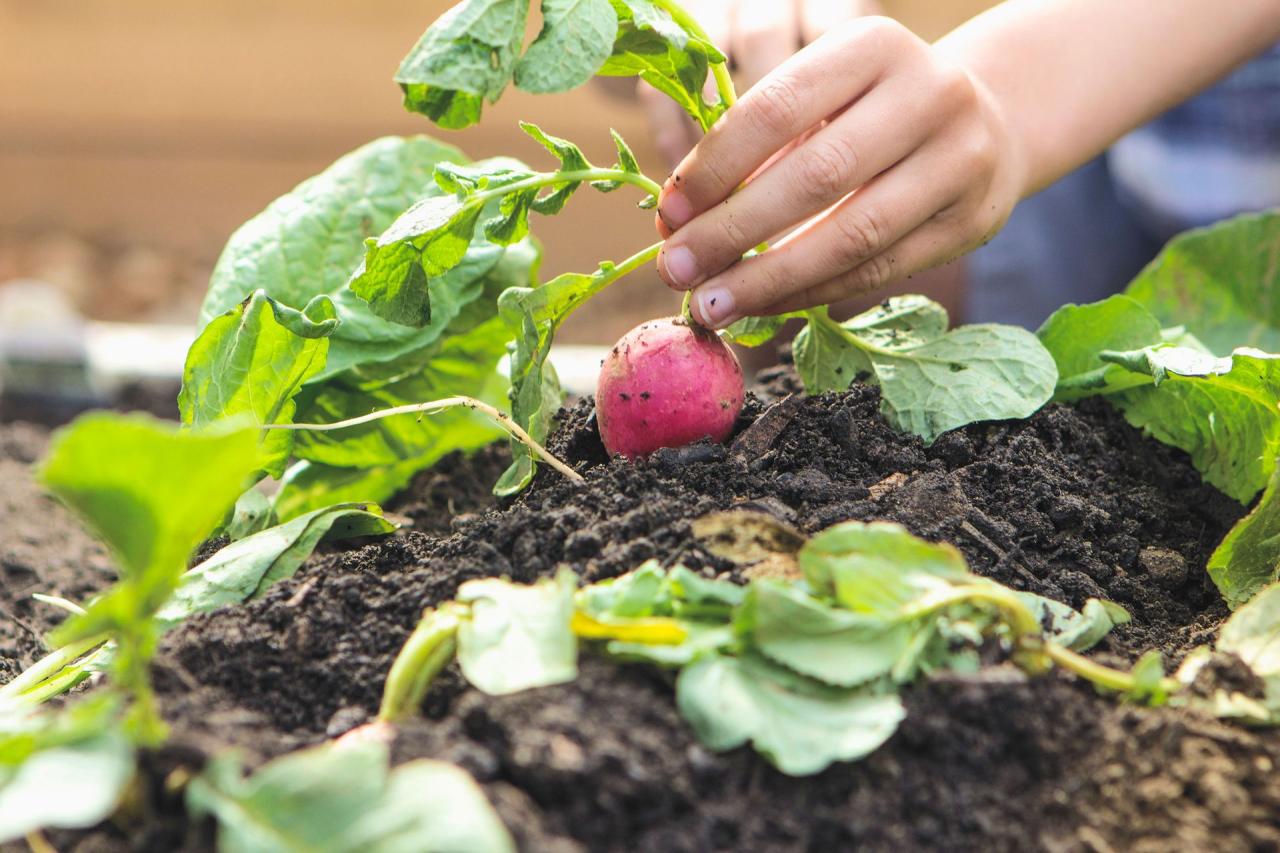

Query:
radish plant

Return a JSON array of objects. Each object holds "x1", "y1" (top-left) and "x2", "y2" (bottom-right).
[{"x1": 172, "y1": 0, "x2": 1059, "y2": 513}]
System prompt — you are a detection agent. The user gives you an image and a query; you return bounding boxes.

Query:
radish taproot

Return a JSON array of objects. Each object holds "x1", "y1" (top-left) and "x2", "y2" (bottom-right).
[{"x1": 596, "y1": 317, "x2": 745, "y2": 458}]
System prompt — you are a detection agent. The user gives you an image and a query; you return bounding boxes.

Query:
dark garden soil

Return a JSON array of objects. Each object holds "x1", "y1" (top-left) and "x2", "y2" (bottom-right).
[{"x1": 4, "y1": 369, "x2": 1280, "y2": 852}]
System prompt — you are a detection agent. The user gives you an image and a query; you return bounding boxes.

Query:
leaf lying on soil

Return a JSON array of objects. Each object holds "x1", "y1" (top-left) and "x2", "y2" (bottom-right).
[
  {"x1": 794, "y1": 298, "x2": 1057, "y2": 444},
  {"x1": 157, "y1": 503, "x2": 395, "y2": 629},
  {"x1": 188, "y1": 739, "x2": 514, "y2": 853},
  {"x1": 676, "y1": 652, "x2": 905, "y2": 777}
]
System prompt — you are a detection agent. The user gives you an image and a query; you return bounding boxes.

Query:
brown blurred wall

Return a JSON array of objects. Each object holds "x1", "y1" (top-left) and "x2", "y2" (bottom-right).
[{"x1": 0, "y1": 0, "x2": 995, "y2": 342}]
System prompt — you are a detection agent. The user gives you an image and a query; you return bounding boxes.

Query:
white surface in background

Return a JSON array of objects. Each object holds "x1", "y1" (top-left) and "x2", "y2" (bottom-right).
[{"x1": 83, "y1": 322, "x2": 607, "y2": 396}]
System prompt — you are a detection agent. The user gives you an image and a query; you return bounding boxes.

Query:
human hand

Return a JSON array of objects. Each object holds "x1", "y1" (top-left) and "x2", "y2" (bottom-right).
[
  {"x1": 640, "y1": 0, "x2": 880, "y2": 168},
  {"x1": 654, "y1": 17, "x2": 1028, "y2": 329}
]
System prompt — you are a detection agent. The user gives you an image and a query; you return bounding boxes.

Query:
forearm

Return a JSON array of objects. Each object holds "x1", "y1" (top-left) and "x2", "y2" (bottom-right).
[{"x1": 938, "y1": 0, "x2": 1280, "y2": 197}]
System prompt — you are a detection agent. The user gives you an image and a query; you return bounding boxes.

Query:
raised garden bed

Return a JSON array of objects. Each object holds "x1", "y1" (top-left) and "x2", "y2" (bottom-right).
[{"x1": 6, "y1": 3, "x2": 1280, "y2": 852}]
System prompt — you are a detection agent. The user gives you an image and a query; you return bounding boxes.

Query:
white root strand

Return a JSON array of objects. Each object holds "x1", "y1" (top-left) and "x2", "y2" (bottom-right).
[{"x1": 265, "y1": 396, "x2": 584, "y2": 484}]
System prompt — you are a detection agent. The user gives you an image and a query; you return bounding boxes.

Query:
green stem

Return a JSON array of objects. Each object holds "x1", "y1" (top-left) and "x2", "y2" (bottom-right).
[
  {"x1": 378, "y1": 604, "x2": 463, "y2": 722},
  {"x1": 0, "y1": 633, "x2": 109, "y2": 701},
  {"x1": 649, "y1": 0, "x2": 738, "y2": 113},
  {"x1": 1045, "y1": 643, "x2": 1181, "y2": 696},
  {"x1": 472, "y1": 167, "x2": 663, "y2": 208}
]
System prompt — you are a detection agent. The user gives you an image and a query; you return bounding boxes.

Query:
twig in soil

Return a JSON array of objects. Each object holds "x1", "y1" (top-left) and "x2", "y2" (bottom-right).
[{"x1": 265, "y1": 396, "x2": 584, "y2": 485}]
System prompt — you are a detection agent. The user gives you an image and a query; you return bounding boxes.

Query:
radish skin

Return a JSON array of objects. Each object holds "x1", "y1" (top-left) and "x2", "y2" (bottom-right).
[{"x1": 597, "y1": 317, "x2": 744, "y2": 458}]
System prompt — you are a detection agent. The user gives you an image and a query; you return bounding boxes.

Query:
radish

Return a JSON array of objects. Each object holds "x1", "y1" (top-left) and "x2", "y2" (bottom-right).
[{"x1": 596, "y1": 317, "x2": 745, "y2": 458}]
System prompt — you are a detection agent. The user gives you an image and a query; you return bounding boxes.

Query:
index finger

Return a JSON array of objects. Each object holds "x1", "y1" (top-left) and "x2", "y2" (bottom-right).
[{"x1": 656, "y1": 17, "x2": 901, "y2": 231}]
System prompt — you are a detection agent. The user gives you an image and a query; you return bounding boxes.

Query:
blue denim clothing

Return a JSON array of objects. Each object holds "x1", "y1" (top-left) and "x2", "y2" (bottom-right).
[{"x1": 967, "y1": 43, "x2": 1280, "y2": 327}]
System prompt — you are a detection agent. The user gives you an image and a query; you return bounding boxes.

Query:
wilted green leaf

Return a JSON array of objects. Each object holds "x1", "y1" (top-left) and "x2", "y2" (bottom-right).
[
  {"x1": 157, "y1": 503, "x2": 394, "y2": 629},
  {"x1": 675, "y1": 652, "x2": 905, "y2": 776},
  {"x1": 736, "y1": 581, "x2": 911, "y2": 687},
  {"x1": 456, "y1": 570, "x2": 578, "y2": 695},
  {"x1": 180, "y1": 290, "x2": 338, "y2": 478},
  {"x1": 1019, "y1": 594, "x2": 1130, "y2": 651}
]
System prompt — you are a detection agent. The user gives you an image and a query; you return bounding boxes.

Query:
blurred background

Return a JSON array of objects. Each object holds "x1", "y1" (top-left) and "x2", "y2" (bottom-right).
[{"x1": 0, "y1": 0, "x2": 990, "y2": 348}]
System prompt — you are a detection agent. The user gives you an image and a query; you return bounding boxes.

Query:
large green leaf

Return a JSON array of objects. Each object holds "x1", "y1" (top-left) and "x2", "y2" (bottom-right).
[
  {"x1": 198, "y1": 136, "x2": 533, "y2": 379},
  {"x1": 180, "y1": 290, "x2": 338, "y2": 478},
  {"x1": 189, "y1": 740, "x2": 514, "y2": 853},
  {"x1": 455, "y1": 570, "x2": 578, "y2": 695},
  {"x1": 675, "y1": 652, "x2": 905, "y2": 776},
  {"x1": 1125, "y1": 211, "x2": 1280, "y2": 355},
  {"x1": 157, "y1": 504, "x2": 394, "y2": 629},
  {"x1": 795, "y1": 300, "x2": 1057, "y2": 443}
]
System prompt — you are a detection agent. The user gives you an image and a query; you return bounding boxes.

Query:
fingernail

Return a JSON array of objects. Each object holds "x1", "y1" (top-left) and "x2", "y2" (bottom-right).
[
  {"x1": 696, "y1": 286, "x2": 736, "y2": 329},
  {"x1": 659, "y1": 186, "x2": 693, "y2": 230},
  {"x1": 661, "y1": 245, "x2": 701, "y2": 289}
]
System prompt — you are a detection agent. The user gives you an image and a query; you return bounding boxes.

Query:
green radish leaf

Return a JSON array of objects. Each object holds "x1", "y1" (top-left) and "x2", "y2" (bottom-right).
[
  {"x1": 0, "y1": 697, "x2": 133, "y2": 844},
  {"x1": 675, "y1": 652, "x2": 905, "y2": 776},
  {"x1": 599, "y1": 0, "x2": 727, "y2": 130},
  {"x1": 180, "y1": 290, "x2": 338, "y2": 479},
  {"x1": 1209, "y1": 465, "x2": 1280, "y2": 608},
  {"x1": 1018, "y1": 594, "x2": 1130, "y2": 652},
  {"x1": 1036, "y1": 295, "x2": 1166, "y2": 401},
  {"x1": 736, "y1": 580, "x2": 912, "y2": 687},
  {"x1": 514, "y1": 0, "x2": 619, "y2": 94},
  {"x1": 199, "y1": 137, "x2": 535, "y2": 380},
  {"x1": 39, "y1": 414, "x2": 262, "y2": 647},
  {"x1": 1216, "y1": 582, "x2": 1280, "y2": 711},
  {"x1": 396, "y1": 0, "x2": 530, "y2": 129},
  {"x1": 456, "y1": 570, "x2": 578, "y2": 695},
  {"x1": 795, "y1": 301, "x2": 1057, "y2": 443},
  {"x1": 1125, "y1": 211, "x2": 1280, "y2": 355},
  {"x1": 396, "y1": 0, "x2": 725, "y2": 131},
  {"x1": 157, "y1": 503, "x2": 394, "y2": 629},
  {"x1": 189, "y1": 740, "x2": 514, "y2": 853}
]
